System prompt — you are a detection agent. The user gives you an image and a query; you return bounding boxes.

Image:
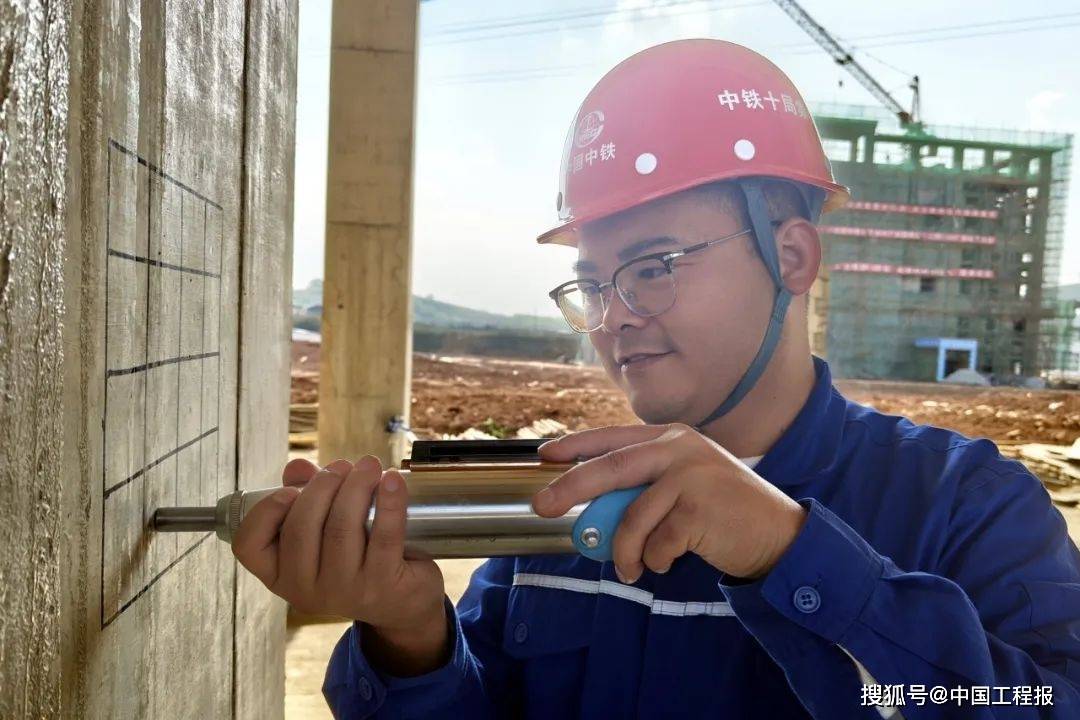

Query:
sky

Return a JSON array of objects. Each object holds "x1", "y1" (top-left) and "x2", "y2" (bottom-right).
[{"x1": 293, "y1": 0, "x2": 1080, "y2": 317}]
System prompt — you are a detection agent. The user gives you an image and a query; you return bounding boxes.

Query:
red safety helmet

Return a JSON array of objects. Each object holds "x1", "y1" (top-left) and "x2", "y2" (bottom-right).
[{"x1": 537, "y1": 39, "x2": 849, "y2": 246}]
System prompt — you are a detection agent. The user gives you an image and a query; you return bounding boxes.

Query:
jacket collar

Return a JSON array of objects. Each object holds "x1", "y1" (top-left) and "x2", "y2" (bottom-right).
[{"x1": 752, "y1": 356, "x2": 846, "y2": 491}]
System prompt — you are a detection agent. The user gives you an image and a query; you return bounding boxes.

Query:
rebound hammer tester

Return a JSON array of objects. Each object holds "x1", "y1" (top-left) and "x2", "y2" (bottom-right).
[{"x1": 154, "y1": 439, "x2": 645, "y2": 562}]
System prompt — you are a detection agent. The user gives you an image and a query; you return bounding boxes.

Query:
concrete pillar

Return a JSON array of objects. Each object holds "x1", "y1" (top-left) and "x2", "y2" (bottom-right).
[
  {"x1": 318, "y1": 1, "x2": 418, "y2": 467},
  {"x1": 1, "y1": 1, "x2": 296, "y2": 717},
  {"x1": 233, "y1": 2, "x2": 299, "y2": 717},
  {"x1": 0, "y1": 1, "x2": 68, "y2": 714}
]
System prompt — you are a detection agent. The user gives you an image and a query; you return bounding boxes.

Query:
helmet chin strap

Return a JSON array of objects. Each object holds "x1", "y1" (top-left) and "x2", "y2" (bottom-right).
[{"x1": 692, "y1": 179, "x2": 824, "y2": 431}]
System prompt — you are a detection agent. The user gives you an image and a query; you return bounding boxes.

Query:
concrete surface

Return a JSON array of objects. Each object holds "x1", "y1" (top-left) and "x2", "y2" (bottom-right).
[
  {"x1": 233, "y1": 2, "x2": 299, "y2": 717},
  {"x1": 0, "y1": 1, "x2": 296, "y2": 717},
  {"x1": 0, "y1": 1, "x2": 69, "y2": 716}
]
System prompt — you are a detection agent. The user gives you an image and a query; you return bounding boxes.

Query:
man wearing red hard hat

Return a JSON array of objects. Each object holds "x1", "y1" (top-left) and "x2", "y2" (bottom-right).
[{"x1": 237, "y1": 40, "x2": 1080, "y2": 717}]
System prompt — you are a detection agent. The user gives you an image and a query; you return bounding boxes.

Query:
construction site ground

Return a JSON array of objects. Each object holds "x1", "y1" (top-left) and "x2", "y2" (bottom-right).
[
  {"x1": 285, "y1": 342, "x2": 1080, "y2": 718},
  {"x1": 292, "y1": 341, "x2": 1080, "y2": 446}
]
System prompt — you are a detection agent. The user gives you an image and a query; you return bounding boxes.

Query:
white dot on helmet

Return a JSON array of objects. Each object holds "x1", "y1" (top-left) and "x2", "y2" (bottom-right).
[
  {"x1": 635, "y1": 153, "x2": 658, "y2": 175},
  {"x1": 734, "y1": 139, "x2": 756, "y2": 161}
]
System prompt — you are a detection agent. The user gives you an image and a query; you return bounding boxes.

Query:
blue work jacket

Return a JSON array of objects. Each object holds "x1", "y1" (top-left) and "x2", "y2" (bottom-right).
[{"x1": 323, "y1": 357, "x2": 1080, "y2": 718}]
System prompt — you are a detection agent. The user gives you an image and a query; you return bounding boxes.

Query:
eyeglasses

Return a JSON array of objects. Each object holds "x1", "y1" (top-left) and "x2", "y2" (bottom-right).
[{"x1": 549, "y1": 227, "x2": 765, "y2": 333}]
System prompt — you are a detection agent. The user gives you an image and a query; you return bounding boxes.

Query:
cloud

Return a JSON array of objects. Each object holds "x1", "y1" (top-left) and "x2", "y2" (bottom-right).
[
  {"x1": 600, "y1": 0, "x2": 713, "y2": 45},
  {"x1": 1026, "y1": 89, "x2": 1066, "y2": 130},
  {"x1": 617, "y1": 1, "x2": 755, "y2": 46}
]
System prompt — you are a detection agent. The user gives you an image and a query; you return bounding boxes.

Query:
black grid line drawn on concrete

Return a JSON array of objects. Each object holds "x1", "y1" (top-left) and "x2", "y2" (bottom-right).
[{"x1": 101, "y1": 139, "x2": 225, "y2": 629}]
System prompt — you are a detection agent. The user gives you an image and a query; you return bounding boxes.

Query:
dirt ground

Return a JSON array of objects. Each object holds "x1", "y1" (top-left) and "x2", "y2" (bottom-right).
[{"x1": 292, "y1": 341, "x2": 1080, "y2": 446}]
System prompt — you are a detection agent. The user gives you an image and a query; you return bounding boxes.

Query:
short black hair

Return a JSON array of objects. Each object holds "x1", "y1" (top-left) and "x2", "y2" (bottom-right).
[{"x1": 691, "y1": 178, "x2": 817, "y2": 226}]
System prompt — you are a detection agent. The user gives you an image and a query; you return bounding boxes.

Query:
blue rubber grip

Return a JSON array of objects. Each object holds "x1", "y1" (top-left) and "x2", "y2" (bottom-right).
[{"x1": 572, "y1": 485, "x2": 648, "y2": 562}]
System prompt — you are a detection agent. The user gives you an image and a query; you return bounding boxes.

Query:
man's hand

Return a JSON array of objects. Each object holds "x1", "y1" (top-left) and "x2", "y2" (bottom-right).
[
  {"x1": 533, "y1": 424, "x2": 807, "y2": 583},
  {"x1": 232, "y1": 456, "x2": 450, "y2": 675}
]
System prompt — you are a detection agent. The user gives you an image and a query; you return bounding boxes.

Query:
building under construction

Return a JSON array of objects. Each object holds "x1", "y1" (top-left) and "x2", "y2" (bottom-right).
[{"x1": 809, "y1": 103, "x2": 1073, "y2": 382}]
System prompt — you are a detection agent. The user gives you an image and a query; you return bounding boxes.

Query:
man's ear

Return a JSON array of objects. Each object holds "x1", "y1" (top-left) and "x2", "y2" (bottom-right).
[{"x1": 774, "y1": 217, "x2": 821, "y2": 295}]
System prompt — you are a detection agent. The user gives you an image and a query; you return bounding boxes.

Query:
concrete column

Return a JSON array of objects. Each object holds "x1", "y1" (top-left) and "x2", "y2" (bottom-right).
[
  {"x1": 0, "y1": 1, "x2": 69, "y2": 714},
  {"x1": 234, "y1": 2, "x2": 298, "y2": 717},
  {"x1": 0, "y1": 1, "x2": 295, "y2": 717},
  {"x1": 319, "y1": 0, "x2": 418, "y2": 466}
]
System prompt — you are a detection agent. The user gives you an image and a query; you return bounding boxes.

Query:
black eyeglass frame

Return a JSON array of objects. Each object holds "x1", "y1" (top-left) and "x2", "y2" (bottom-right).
[{"x1": 549, "y1": 224, "x2": 780, "y2": 333}]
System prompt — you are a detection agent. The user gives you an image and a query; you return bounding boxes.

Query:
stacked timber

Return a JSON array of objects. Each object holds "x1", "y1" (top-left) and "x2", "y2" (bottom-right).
[{"x1": 1010, "y1": 440, "x2": 1080, "y2": 507}]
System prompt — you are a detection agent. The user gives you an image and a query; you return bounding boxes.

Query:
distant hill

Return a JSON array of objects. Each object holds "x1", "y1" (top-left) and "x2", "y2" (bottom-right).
[
  {"x1": 293, "y1": 279, "x2": 569, "y2": 335},
  {"x1": 413, "y1": 295, "x2": 569, "y2": 333},
  {"x1": 293, "y1": 279, "x2": 324, "y2": 310}
]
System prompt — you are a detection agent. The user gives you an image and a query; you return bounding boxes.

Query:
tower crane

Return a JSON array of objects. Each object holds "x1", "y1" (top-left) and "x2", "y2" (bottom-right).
[{"x1": 772, "y1": 0, "x2": 921, "y2": 127}]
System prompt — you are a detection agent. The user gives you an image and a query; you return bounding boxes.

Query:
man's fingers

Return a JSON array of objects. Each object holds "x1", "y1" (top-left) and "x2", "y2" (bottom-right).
[
  {"x1": 533, "y1": 438, "x2": 670, "y2": 517},
  {"x1": 611, "y1": 481, "x2": 679, "y2": 583},
  {"x1": 278, "y1": 470, "x2": 346, "y2": 588},
  {"x1": 232, "y1": 487, "x2": 301, "y2": 588},
  {"x1": 282, "y1": 458, "x2": 353, "y2": 489},
  {"x1": 282, "y1": 458, "x2": 319, "y2": 487},
  {"x1": 323, "y1": 459, "x2": 354, "y2": 478},
  {"x1": 640, "y1": 513, "x2": 692, "y2": 577},
  {"x1": 538, "y1": 424, "x2": 669, "y2": 462},
  {"x1": 364, "y1": 471, "x2": 409, "y2": 578},
  {"x1": 318, "y1": 456, "x2": 381, "y2": 583}
]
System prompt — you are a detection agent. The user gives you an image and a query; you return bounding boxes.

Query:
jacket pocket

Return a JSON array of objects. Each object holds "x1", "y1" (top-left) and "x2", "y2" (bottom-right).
[
  {"x1": 501, "y1": 578, "x2": 597, "y2": 658},
  {"x1": 500, "y1": 578, "x2": 598, "y2": 718}
]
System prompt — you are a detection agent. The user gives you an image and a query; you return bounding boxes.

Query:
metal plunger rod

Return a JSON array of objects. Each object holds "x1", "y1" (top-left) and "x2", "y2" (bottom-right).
[
  {"x1": 153, "y1": 465, "x2": 585, "y2": 559},
  {"x1": 153, "y1": 507, "x2": 218, "y2": 533}
]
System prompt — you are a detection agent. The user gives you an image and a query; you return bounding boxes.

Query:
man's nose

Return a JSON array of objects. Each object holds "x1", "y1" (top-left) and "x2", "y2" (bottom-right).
[{"x1": 598, "y1": 289, "x2": 648, "y2": 335}]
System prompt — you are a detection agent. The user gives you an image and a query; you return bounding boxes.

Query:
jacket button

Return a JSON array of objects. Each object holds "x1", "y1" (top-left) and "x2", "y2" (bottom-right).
[
  {"x1": 514, "y1": 621, "x2": 529, "y2": 644},
  {"x1": 793, "y1": 585, "x2": 821, "y2": 613},
  {"x1": 358, "y1": 675, "x2": 373, "y2": 701}
]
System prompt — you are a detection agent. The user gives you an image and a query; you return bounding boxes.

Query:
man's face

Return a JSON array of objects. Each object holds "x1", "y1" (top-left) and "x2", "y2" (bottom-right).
[{"x1": 573, "y1": 189, "x2": 776, "y2": 426}]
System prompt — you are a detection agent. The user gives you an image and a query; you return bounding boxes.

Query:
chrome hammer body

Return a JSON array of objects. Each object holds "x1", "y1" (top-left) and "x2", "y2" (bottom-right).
[{"x1": 153, "y1": 439, "x2": 595, "y2": 558}]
